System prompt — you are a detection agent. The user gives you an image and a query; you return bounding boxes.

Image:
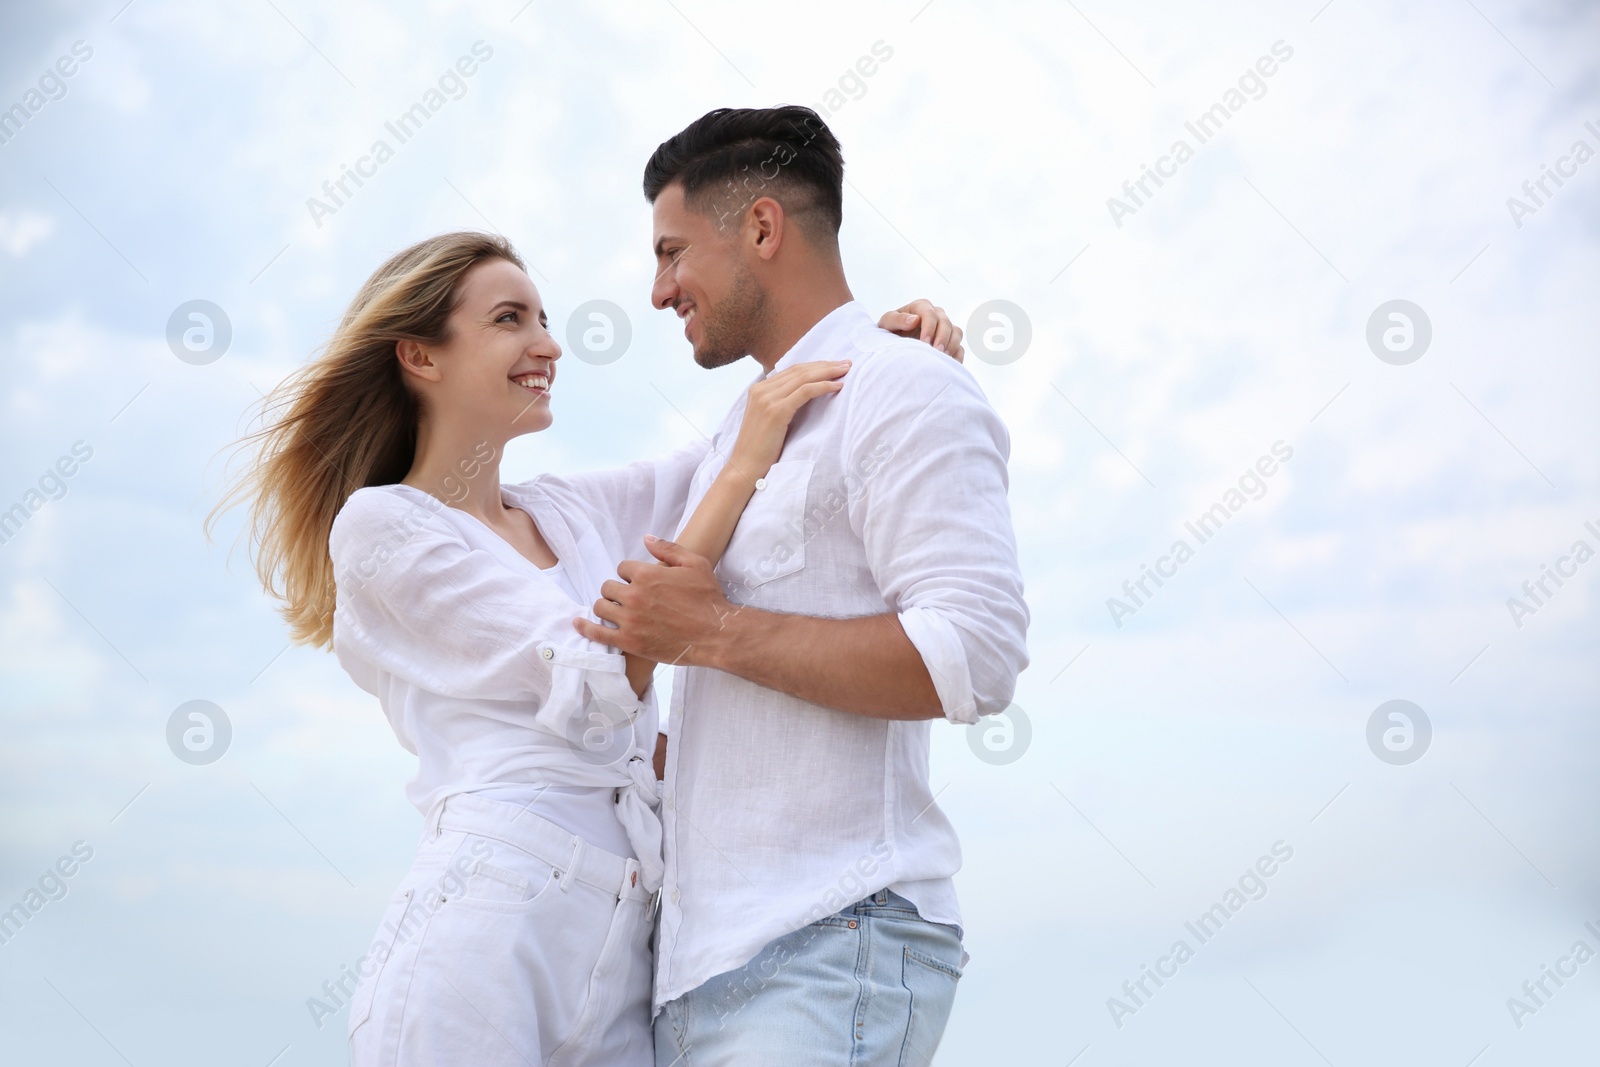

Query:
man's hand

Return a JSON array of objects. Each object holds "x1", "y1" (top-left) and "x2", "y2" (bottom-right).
[
  {"x1": 577, "y1": 537, "x2": 945, "y2": 721},
  {"x1": 575, "y1": 536, "x2": 734, "y2": 667}
]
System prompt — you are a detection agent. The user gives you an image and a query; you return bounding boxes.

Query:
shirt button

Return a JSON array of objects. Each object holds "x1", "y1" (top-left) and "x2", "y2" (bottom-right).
[
  {"x1": 671, "y1": 890, "x2": 681, "y2": 904},
  {"x1": 541, "y1": 647, "x2": 554, "y2": 660}
]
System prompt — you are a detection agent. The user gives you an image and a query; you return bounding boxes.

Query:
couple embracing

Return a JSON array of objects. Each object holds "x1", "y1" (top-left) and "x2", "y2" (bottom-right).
[{"x1": 226, "y1": 105, "x2": 1028, "y2": 1066}]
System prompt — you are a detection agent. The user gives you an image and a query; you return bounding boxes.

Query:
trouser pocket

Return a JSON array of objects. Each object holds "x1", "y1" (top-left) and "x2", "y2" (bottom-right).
[
  {"x1": 348, "y1": 886, "x2": 417, "y2": 1039},
  {"x1": 897, "y1": 937, "x2": 962, "y2": 1067}
]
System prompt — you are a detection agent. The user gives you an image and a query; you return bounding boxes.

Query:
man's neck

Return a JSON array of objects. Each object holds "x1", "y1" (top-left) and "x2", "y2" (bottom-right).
[{"x1": 750, "y1": 272, "x2": 854, "y2": 372}]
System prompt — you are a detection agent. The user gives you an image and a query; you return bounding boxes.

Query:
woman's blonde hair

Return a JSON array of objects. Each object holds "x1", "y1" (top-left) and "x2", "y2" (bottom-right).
[{"x1": 212, "y1": 231, "x2": 525, "y2": 648}]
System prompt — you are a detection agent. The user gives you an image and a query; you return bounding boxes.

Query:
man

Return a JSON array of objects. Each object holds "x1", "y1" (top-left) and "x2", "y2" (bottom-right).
[{"x1": 577, "y1": 105, "x2": 1029, "y2": 1066}]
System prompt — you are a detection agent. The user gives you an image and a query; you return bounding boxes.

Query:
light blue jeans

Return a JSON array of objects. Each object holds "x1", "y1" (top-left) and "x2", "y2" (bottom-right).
[{"x1": 654, "y1": 890, "x2": 964, "y2": 1067}]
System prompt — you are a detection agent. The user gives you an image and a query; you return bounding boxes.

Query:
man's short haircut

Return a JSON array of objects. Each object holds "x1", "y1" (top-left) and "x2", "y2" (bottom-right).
[{"x1": 643, "y1": 105, "x2": 845, "y2": 244}]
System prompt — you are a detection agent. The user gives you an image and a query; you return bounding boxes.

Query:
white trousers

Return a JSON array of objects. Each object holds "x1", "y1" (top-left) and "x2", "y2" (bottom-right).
[{"x1": 349, "y1": 791, "x2": 656, "y2": 1067}]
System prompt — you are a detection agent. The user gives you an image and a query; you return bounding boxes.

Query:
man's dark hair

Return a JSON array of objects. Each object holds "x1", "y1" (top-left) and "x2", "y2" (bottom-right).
[{"x1": 643, "y1": 105, "x2": 844, "y2": 243}]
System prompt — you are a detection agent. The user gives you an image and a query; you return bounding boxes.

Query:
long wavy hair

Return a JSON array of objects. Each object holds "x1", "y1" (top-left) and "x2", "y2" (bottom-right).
[{"x1": 211, "y1": 232, "x2": 524, "y2": 648}]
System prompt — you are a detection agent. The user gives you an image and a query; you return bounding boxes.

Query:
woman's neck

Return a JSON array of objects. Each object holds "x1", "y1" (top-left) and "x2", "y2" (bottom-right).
[{"x1": 402, "y1": 419, "x2": 509, "y2": 526}]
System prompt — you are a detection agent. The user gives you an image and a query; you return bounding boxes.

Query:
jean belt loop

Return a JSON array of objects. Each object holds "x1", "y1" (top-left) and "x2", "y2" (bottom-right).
[
  {"x1": 874, "y1": 888, "x2": 889, "y2": 906},
  {"x1": 426, "y1": 797, "x2": 448, "y2": 840},
  {"x1": 559, "y1": 836, "x2": 582, "y2": 892}
]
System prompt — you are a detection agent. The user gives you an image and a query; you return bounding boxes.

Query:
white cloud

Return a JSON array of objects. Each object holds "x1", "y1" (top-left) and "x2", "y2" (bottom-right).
[{"x1": 0, "y1": 209, "x2": 54, "y2": 256}]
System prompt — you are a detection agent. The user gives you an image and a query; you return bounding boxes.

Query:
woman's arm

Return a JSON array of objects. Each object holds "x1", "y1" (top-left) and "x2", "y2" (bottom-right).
[{"x1": 621, "y1": 360, "x2": 853, "y2": 695}]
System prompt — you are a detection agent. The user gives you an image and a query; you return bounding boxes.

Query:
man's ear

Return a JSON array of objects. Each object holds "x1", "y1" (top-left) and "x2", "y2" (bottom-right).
[
  {"x1": 748, "y1": 196, "x2": 786, "y2": 262},
  {"x1": 396, "y1": 339, "x2": 442, "y2": 384}
]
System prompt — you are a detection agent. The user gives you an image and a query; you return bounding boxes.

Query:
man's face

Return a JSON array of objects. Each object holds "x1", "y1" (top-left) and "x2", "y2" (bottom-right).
[{"x1": 650, "y1": 183, "x2": 766, "y2": 369}]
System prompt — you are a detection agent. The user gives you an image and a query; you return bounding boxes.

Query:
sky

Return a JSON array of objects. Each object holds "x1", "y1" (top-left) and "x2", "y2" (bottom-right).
[{"x1": 1, "y1": 0, "x2": 1597, "y2": 1064}]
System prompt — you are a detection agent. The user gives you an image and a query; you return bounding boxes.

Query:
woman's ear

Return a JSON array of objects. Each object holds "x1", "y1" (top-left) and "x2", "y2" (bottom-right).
[{"x1": 396, "y1": 339, "x2": 442, "y2": 383}]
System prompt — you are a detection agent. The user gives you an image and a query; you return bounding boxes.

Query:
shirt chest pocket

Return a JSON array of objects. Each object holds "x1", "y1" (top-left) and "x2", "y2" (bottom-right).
[{"x1": 717, "y1": 459, "x2": 814, "y2": 592}]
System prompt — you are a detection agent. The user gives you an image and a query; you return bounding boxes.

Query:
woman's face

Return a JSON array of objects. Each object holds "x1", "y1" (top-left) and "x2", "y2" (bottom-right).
[{"x1": 412, "y1": 257, "x2": 561, "y2": 439}]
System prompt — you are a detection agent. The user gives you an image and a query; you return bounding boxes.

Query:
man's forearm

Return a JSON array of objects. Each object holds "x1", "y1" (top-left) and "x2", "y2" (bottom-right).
[{"x1": 702, "y1": 608, "x2": 943, "y2": 720}]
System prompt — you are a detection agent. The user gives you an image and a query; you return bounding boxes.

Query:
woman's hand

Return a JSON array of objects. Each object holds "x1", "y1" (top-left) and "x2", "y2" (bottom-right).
[
  {"x1": 727, "y1": 360, "x2": 851, "y2": 485},
  {"x1": 878, "y1": 299, "x2": 965, "y2": 362}
]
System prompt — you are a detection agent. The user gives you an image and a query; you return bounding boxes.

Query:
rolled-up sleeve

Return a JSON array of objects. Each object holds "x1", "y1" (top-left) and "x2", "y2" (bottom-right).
[
  {"x1": 328, "y1": 489, "x2": 644, "y2": 736},
  {"x1": 843, "y1": 344, "x2": 1030, "y2": 724}
]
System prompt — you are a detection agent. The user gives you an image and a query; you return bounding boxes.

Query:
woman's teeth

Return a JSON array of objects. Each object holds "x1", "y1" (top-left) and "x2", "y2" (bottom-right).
[{"x1": 514, "y1": 374, "x2": 550, "y2": 392}]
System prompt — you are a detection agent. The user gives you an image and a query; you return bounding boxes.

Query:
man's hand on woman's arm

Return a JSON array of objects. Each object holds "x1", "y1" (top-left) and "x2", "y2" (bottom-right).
[{"x1": 575, "y1": 537, "x2": 943, "y2": 720}]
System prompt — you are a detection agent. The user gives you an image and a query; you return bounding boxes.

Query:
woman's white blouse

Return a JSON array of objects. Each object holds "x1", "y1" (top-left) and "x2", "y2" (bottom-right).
[{"x1": 327, "y1": 442, "x2": 707, "y2": 891}]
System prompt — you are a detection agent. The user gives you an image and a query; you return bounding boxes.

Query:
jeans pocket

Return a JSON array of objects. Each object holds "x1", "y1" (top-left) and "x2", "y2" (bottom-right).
[
  {"x1": 898, "y1": 946, "x2": 962, "y2": 1067},
  {"x1": 464, "y1": 860, "x2": 533, "y2": 903},
  {"x1": 348, "y1": 886, "x2": 416, "y2": 1038},
  {"x1": 448, "y1": 841, "x2": 559, "y2": 914}
]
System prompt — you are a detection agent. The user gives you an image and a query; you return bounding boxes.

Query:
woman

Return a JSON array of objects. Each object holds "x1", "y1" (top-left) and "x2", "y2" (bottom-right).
[{"x1": 216, "y1": 231, "x2": 962, "y2": 1066}]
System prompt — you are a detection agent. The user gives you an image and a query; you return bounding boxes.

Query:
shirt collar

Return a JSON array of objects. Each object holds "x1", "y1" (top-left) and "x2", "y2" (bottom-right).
[{"x1": 764, "y1": 300, "x2": 873, "y2": 378}]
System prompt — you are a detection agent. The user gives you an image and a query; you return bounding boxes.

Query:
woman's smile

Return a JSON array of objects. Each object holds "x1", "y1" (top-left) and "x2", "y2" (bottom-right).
[{"x1": 511, "y1": 370, "x2": 551, "y2": 396}]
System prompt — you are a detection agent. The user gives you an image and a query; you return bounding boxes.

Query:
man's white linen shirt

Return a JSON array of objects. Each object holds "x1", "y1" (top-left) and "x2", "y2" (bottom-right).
[{"x1": 654, "y1": 301, "x2": 1030, "y2": 1013}]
